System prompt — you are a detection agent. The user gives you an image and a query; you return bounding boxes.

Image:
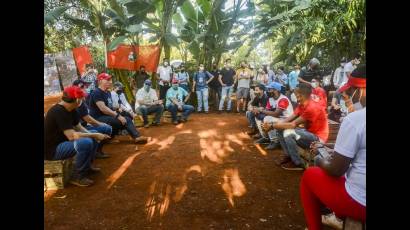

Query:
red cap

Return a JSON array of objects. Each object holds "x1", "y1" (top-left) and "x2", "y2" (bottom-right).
[
  {"x1": 97, "y1": 73, "x2": 112, "y2": 81},
  {"x1": 63, "y1": 86, "x2": 87, "y2": 99},
  {"x1": 172, "y1": 78, "x2": 179, "y2": 84}
]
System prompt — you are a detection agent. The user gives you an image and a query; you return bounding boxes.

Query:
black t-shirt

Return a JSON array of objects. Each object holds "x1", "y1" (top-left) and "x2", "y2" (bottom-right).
[
  {"x1": 89, "y1": 88, "x2": 113, "y2": 118},
  {"x1": 219, "y1": 68, "x2": 236, "y2": 86},
  {"x1": 135, "y1": 71, "x2": 151, "y2": 88},
  {"x1": 76, "y1": 102, "x2": 89, "y2": 126},
  {"x1": 251, "y1": 93, "x2": 268, "y2": 108},
  {"x1": 209, "y1": 70, "x2": 221, "y2": 88},
  {"x1": 44, "y1": 104, "x2": 80, "y2": 160},
  {"x1": 299, "y1": 67, "x2": 321, "y2": 83}
]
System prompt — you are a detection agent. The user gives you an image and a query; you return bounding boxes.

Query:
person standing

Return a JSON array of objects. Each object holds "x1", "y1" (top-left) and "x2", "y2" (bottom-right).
[
  {"x1": 156, "y1": 58, "x2": 173, "y2": 100},
  {"x1": 235, "y1": 61, "x2": 252, "y2": 113},
  {"x1": 192, "y1": 64, "x2": 214, "y2": 113},
  {"x1": 218, "y1": 59, "x2": 236, "y2": 113},
  {"x1": 174, "y1": 64, "x2": 190, "y2": 92},
  {"x1": 209, "y1": 64, "x2": 222, "y2": 111},
  {"x1": 332, "y1": 58, "x2": 348, "y2": 89},
  {"x1": 298, "y1": 58, "x2": 321, "y2": 85}
]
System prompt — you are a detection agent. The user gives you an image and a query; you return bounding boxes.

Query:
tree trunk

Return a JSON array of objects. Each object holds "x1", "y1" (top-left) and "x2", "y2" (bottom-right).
[
  {"x1": 104, "y1": 39, "x2": 109, "y2": 69},
  {"x1": 164, "y1": 43, "x2": 171, "y2": 60}
]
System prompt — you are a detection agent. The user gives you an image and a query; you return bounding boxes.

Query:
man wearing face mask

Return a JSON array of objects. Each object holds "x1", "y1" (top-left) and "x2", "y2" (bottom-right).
[
  {"x1": 262, "y1": 82, "x2": 328, "y2": 170},
  {"x1": 310, "y1": 77, "x2": 328, "y2": 110},
  {"x1": 255, "y1": 82, "x2": 294, "y2": 150},
  {"x1": 246, "y1": 84, "x2": 268, "y2": 136},
  {"x1": 45, "y1": 86, "x2": 111, "y2": 187},
  {"x1": 111, "y1": 82, "x2": 137, "y2": 120},
  {"x1": 135, "y1": 79, "x2": 164, "y2": 128},
  {"x1": 332, "y1": 57, "x2": 348, "y2": 89},
  {"x1": 156, "y1": 58, "x2": 173, "y2": 100},
  {"x1": 234, "y1": 61, "x2": 252, "y2": 113},
  {"x1": 344, "y1": 54, "x2": 361, "y2": 78},
  {"x1": 300, "y1": 64, "x2": 366, "y2": 230},
  {"x1": 218, "y1": 59, "x2": 236, "y2": 113},
  {"x1": 193, "y1": 64, "x2": 214, "y2": 113},
  {"x1": 166, "y1": 79, "x2": 194, "y2": 125},
  {"x1": 174, "y1": 64, "x2": 190, "y2": 92}
]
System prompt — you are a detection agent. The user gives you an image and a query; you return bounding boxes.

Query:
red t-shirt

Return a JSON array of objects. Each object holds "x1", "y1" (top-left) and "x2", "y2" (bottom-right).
[
  {"x1": 294, "y1": 99, "x2": 329, "y2": 142},
  {"x1": 311, "y1": 87, "x2": 327, "y2": 109}
]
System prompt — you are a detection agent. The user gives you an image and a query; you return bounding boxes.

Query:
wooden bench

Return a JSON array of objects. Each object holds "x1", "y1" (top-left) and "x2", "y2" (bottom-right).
[
  {"x1": 44, "y1": 159, "x2": 73, "y2": 190},
  {"x1": 344, "y1": 217, "x2": 366, "y2": 230},
  {"x1": 299, "y1": 120, "x2": 341, "y2": 166}
]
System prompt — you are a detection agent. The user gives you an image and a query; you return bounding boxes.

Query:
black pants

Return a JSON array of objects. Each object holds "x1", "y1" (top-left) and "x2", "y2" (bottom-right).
[
  {"x1": 159, "y1": 85, "x2": 170, "y2": 100},
  {"x1": 209, "y1": 86, "x2": 221, "y2": 110},
  {"x1": 96, "y1": 115, "x2": 140, "y2": 139}
]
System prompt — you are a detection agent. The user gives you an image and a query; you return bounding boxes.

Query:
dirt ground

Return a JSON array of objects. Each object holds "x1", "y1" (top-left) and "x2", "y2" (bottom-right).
[{"x1": 44, "y1": 95, "x2": 333, "y2": 230}]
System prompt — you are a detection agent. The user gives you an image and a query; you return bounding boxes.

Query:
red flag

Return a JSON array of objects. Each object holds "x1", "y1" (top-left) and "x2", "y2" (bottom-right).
[
  {"x1": 107, "y1": 44, "x2": 160, "y2": 72},
  {"x1": 72, "y1": 46, "x2": 93, "y2": 75}
]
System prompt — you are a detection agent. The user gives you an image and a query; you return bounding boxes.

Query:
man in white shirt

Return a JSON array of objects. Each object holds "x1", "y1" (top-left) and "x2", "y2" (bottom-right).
[
  {"x1": 111, "y1": 82, "x2": 136, "y2": 120},
  {"x1": 332, "y1": 57, "x2": 348, "y2": 89},
  {"x1": 300, "y1": 64, "x2": 366, "y2": 229},
  {"x1": 135, "y1": 79, "x2": 164, "y2": 128},
  {"x1": 343, "y1": 54, "x2": 361, "y2": 78},
  {"x1": 156, "y1": 58, "x2": 173, "y2": 100}
]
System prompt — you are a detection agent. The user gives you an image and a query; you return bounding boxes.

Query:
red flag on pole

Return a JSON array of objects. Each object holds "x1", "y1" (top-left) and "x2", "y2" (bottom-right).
[
  {"x1": 72, "y1": 46, "x2": 93, "y2": 75},
  {"x1": 107, "y1": 44, "x2": 160, "y2": 72}
]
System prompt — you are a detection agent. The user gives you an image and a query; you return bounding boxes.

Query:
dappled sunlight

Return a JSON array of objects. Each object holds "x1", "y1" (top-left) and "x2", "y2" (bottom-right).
[
  {"x1": 44, "y1": 190, "x2": 57, "y2": 202},
  {"x1": 197, "y1": 129, "x2": 218, "y2": 138},
  {"x1": 255, "y1": 144, "x2": 268, "y2": 156},
  {"x1": 176, "y1": 129, "x2": 192, "y2": 135},
  {"x1": 225, "y1": 134, "x2": 244, "y2": 146},
  {"x1": 173, "y1": 165, "x2": 203, "y2": 202},
  {"x1": 176, "y1": 123, "x2": 184, "y2": 129},
  {"x1": 221, "y1": 168, "x2": 247, "y2": 207},
  {"x1": 106, "y1": 152, "x2": 141, "y2": 189},
  {"x1": 217, "y1": 121, "x2": 227, "y2": 126}
]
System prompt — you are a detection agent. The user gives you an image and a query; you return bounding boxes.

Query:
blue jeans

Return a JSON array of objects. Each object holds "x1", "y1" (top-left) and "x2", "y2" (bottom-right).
[
  {"x1": 219, "y1": 85, "x2": 233, "y2": 111},
  {"x1": 277, "y1": 128, "x2": 319, "y2": 165},
  {"x1": 53, "y1": 136, "x2": 98, "y2": 179},
  {"x1": 246, "y1": 111, "x2": 257, "y2": 128},
  {"x1": 86, "y1": 124, "x2": 112, "y2": 151},
  {"x1": 167, "y1": 104, "x2": 195, "y2": 122},
  {"x1": 137, "y1": 104, "x2": 164, "y2": 124},
  {"x1": 196, "y1": 87, "x2": 209, "y2": 112},
  {"x1": 97, "y1": 115, "x2": 140, "y2": 138}
]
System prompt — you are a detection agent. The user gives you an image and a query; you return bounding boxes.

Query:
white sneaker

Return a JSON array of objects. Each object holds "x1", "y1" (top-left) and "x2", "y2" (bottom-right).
[{"x1": 322, "y1": 213, "x2": 343, "y2": 230}]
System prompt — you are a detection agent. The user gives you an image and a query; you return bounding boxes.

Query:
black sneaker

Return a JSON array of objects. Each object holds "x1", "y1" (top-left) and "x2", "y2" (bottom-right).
[
  {"x1": 265, "y1": 142, "x2": 280, "y2": 150},
  {"x1": 255, "y1": 137, "x2": 270, "y2": 144},
  {"x1": 144, "y1": 123, "x2": 150, "y2": 128},
  {"x1": 218, "y1": 110, "x2": 224, "y2": 114},
  {"x1": 252, "y1": 133, "x2": 262, "y2": 139},
  {"x1": 173, "y1": 120, "x2": 179, "y2": 125},
  {"x1": 151, "y1": 122, "x2": 160, "y2": 126},
  {"x1": 88, "y1": 166, "x2": 101, "y2": 175},
  {"x1": 70, "y1": 177, "x2": 94, "y2": 187},
  {"x1": 95, "y1": 152, "x2": 110, "y2": 159},
  {"x1": 180, "y1": 117, "x2": 187, "y2": 122}
]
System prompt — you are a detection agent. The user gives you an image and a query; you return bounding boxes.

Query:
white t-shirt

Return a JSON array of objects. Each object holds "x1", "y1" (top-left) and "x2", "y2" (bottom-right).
[
  {"x1": 344, "y1": 61, "x2": 355, "y2": 76},
  {"x1": 135, "y1": 87, "x2": 158, "y2": 109},
  {"x1": 156, "y1": 65, "x2": 172, "y2": 86},
  {"x1": 267, "y1": 94, "x2": 294, "y2": 118},
  {"x1": 333, "y1": 66, "x2": 348, "y2": 87},
  {"x1": 334, "y1": 108, "x2": 366, "y2": 206}
]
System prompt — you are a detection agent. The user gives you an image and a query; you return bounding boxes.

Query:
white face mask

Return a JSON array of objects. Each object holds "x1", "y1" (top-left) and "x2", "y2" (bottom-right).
[
  {"x1": 164, "y1": 62, "x2": 168, "y2": 66},
  {"x1": 341, "y1": 63, "x2": 345, "y2": 67},
  {"x1": 353, "y1": 102, "x2": 363, "y2": 111},
  {"x1": 311, "y1": 82, "x2": 318, "y2": 88}
]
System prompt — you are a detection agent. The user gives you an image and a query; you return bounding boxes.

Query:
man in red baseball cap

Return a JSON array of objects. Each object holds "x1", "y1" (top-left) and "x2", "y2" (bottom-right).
[
  {"x1": 44, "y1": 86, "x2": 111, "y2": 187},
  {"x1": 88, "y1": 72, "x2": 149, "y2": 148},
  {"x1": 300, "y1": 64, "x2": 366, "y2": 229}
]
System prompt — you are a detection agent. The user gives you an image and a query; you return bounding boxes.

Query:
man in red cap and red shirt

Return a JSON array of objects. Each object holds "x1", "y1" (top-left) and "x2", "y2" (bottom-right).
[
  {"x1": 88, "y1": 73, "x2": 149, "y2": 148},
  {"x1": 300, "y1": 64, "x2": 366, "y2": 230},
  {"x1": 44, "y1": 86, "x2": 111, "y2": 187},
  {"x1": 262, "y1": 82, "x2": 329, "y2": 170}
]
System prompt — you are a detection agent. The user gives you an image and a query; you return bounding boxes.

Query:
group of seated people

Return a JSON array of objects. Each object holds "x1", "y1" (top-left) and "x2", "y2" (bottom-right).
[
  {"x1": 44, "y1": 72, "x2": 196, "y2": 187},
  {"x1": 244, "y1": 64, "x2": 366, "y2": 229}
]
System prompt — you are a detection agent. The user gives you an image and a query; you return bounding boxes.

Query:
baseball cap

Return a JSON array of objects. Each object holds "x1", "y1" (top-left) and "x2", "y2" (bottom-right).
[
  {"x1": 72, "y1": 79, "x2": 86, "y2": 87},
  {"x1": 63, "y1": 86, "x2": 87, "y2": 99},
  {"x1": 144, "y1": 79, "x2": 152, "y2": 86},
  {"x1": 338, "y1": 64, "x2": 366, "y2": 93},
  {"x1": 266, "y1": 82, "x2": 282, "y2": 91},
  {"x1": 97, "y1": 73, "x2": 112, "y2": 81}
]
